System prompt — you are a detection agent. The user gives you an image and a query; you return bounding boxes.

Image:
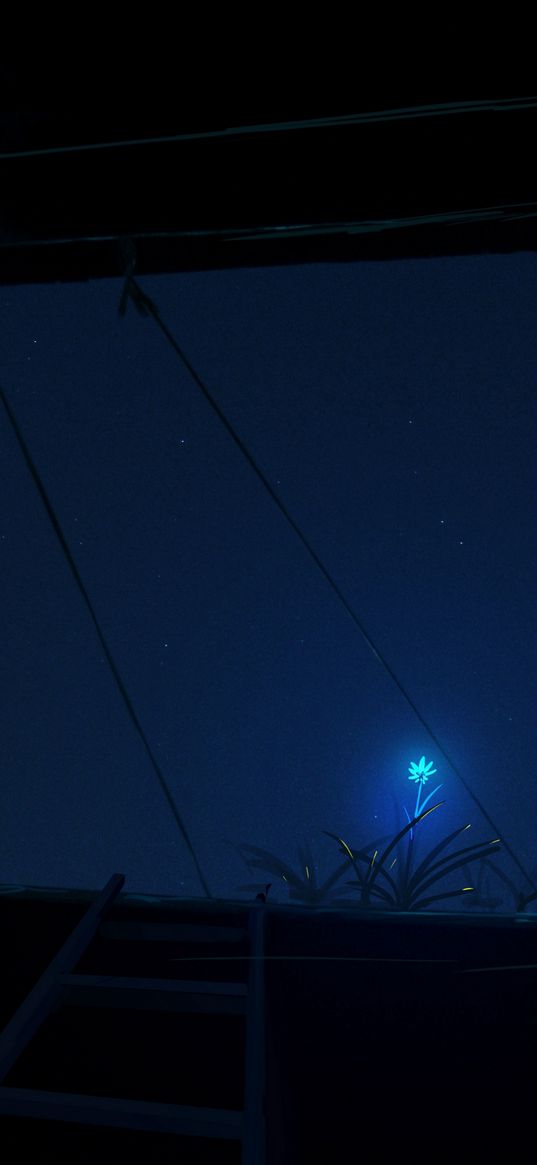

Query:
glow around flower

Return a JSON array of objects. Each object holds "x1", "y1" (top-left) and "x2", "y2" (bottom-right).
[{"x1": 408, "y1": 756, "x2": 437, "y2": 785}]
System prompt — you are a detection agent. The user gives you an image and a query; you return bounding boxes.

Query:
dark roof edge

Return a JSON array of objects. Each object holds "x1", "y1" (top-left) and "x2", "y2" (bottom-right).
[
  {"x1": 1, "y1": 216, "x2": 537, "y2": 288},
  {"x1": 1, "y1": 881, "x2": 535, "y2": 928}
]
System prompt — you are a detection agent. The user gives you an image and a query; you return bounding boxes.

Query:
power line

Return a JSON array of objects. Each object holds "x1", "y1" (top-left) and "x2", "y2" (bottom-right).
[
  {"x1": 119, "y1": 266, "x2": 537, "y2": 897},
  {"x1": 0, "y1": 381, "x2": 213, "y2": 901},
  {"x1": 1, "y1": 97, "x2": 536, "y2": 160},
  {"x1": 6, "y1": 199, "x2": 537, "y2": 255}
]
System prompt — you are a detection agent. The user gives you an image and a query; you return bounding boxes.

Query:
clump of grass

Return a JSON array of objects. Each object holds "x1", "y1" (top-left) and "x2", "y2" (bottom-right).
[
  {"x1": 325, "y1": 801, "x2": 502, "y2": 911},
  {"x1": 224, "y1": 834, "x2": 391, "y2": 907},
  {"x1": 224, "y1": 754, "x2": 503, "y2": 912}
]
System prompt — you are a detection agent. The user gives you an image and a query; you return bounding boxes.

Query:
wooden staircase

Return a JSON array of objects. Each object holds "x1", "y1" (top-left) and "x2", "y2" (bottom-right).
[{"x1": 0, "y1": 874, "x2": 266, "y2": 1162}]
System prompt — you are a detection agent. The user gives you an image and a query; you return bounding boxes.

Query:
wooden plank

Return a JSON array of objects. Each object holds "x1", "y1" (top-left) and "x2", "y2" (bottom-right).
[
  {"x1": 58, "y1": 973, "x2": 247, "y2": 1014},
  {"x1": 242, "y1": 902, "x2": 267, "y2": 1165},
  {"x1": 0, "y1": 874, "x2": 125, "y2": 1083},
  {"x1": 0, "y1": 1086, "x2": 243, "y2": 1138}
]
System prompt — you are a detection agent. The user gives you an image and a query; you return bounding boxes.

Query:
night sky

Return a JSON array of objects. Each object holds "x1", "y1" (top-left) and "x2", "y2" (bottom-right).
[{"x1": 1, "y1": 253, "x2": 536, "y2": 909}]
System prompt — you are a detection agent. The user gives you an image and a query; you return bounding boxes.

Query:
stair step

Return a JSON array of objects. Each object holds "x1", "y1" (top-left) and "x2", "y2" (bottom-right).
[
  {"x1": 0, "y1": 1086, "x2": 243, "y2": 1138},
  {"x1": 58, "y1": 972, "x2": 247, "y2": 1014}
]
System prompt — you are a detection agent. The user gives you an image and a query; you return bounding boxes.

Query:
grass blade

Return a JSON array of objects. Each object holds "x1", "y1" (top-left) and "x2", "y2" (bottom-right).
[
  {"x1": 412, "y1": 887, "x2": 477, "y2": 910},
  {"x1": 415, "y1": 847, "x2": 500, "y2": 899},
  {"x1": 409, "y1": 838, "x2": 501, "y2": 896},
  {"x1": 367, "y1": 803, "x2": 444, "y2": 890},
  {"x1": 408, "y1": 823, "x2": 474, "y2": 890}
]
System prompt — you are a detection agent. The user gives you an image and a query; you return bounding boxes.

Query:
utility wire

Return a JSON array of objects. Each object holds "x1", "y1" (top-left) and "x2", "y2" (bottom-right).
[
  {"x1": 118, "y1": 263, "x2": 537, "y2": 897},
  {"x1": 0, "y1": 381, "x2": 213, "y2": 900},
  {"x1": 6, "y1": 199, "x2": 537, "y2": 254},
  {"x1": 1, "y1": 97, "x2": 537, "y2": 159}
]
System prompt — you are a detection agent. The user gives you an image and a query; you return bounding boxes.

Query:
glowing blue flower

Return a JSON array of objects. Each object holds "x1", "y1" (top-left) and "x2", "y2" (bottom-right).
[{"x1": 408, "y1": 755, "x2": 437, "y2": 784}]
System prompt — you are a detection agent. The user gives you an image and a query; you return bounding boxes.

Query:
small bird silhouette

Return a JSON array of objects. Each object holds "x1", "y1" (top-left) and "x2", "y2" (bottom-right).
[{"x1": 255, "y1": 884, "x2": 271, "y2": 902}]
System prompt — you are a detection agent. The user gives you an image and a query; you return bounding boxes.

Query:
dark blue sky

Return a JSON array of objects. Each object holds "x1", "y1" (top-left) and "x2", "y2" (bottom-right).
[{"x1": 1, "y1": 253, "x2": 536, "y2": 908}]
